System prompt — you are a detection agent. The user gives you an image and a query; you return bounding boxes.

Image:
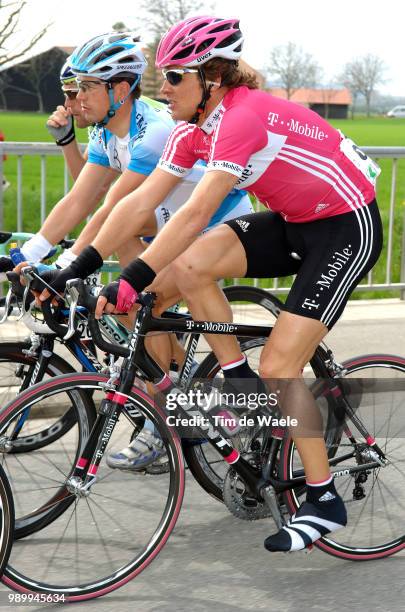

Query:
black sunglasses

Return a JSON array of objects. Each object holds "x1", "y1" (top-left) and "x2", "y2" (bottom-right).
[
  {"x1": 63, "y1": 89, "x2": 78, "y2": 100},
  {"x1": 162, "y1": 68, "x2": 198, "y2": 86}
]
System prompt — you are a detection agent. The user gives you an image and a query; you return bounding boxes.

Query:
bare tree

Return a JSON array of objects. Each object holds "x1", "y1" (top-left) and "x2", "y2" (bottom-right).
[
  {"x1": 140, "y1": 0, "x2": 207, "y2": 38},
  {"x1": 341, "y1": 54, "x2": 387, "y2": 117},
  {"x1": 141, "y1": 37, "x2": 163, "y2": 99},
  {"x1": 0, "y1": 70, "x2": 12, "y2": 108},
  {"x1": 267, "y1": 42, "x2": 321, "y2": 99},
  {"x1": 112, "y1": 21, "x2": 127, "y2": 32},
  {"x1": 139, "y1": 0, "x2": 209, "y2": 98},
  {"x1": 0, "y1": 0, "x2": 51, "y2": 68},
  {"x1": 20, "y1": 49, "x2": 64, "y2": 112},
  {"x1": 110, "y1": 4, "x2": 210, "y2": 98}
]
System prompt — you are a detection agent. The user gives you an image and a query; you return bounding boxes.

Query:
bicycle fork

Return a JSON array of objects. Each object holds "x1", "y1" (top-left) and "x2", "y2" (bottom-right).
[{"x1": 66, "y1": 391, "x2": 123, "y2": 497}]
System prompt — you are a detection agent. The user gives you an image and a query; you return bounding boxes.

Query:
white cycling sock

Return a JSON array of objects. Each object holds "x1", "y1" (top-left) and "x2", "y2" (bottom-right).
[
  {"x1": 55, "y1": 247, "x2": 78, "y2": 269},
  {"x1": 21, "y1": 233, "x2": 53, "y2": 262}
]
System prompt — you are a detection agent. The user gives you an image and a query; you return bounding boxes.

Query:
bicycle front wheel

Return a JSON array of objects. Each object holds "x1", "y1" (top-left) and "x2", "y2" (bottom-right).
[
  {"x1": 280, "y1": 354, "x2": 405, "y2": 560},
  {"x1": 0, "y1": 464, "x2": 14, "y2": 576},
  {"x1": 1, "y1": 372, "x2": 185, "y2": 600},
  {"x1": 0, "y1": 365, "x2": 96, "y2": 540}
]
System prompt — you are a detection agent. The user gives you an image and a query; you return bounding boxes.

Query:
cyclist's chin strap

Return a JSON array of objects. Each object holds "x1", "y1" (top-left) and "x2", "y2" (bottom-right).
[
  {"x1": 96, "y1": 76, "x2": 140, "y2": 128},
  {"x1": 188, "y1": 67, "x2": 214, "y2": 125}
]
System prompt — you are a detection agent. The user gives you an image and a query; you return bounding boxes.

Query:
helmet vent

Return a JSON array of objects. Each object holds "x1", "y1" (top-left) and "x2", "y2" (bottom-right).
[
  {"x1": 216, "y1": 33, "x2": 241, "y2": 48},
  {"x1": 172, "y1": 47, "x2": 194, "y2": 60},
  {"x1": 110, "y1": 34, "x2": 127, "y2": 43},
  {"x1": 210, "y1": 24, "x2": 232, "y2": 33},
  {"x1": 189, "y1": 22, "x2": 210, "y2": 34},
  {"x1": 196, "y1": 38, "x2": 215, "y2": 53}
]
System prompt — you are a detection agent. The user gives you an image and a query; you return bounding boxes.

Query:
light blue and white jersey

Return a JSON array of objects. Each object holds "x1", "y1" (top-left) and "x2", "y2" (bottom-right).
[
  {"x1": 88, "y1": 96, "x2": 174, "y2": 175},
  {"x1": 87, "y1": 96, "x2": 252, "y2": 230}
]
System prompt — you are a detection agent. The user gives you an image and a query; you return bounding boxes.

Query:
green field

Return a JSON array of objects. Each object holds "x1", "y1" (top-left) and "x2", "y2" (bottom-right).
[{"x1": 1, "y1": 112, "x2": 405, "y2": 298}]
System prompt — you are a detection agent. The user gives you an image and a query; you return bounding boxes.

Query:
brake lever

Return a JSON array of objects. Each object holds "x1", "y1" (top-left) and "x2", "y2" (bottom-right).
[
  {"x1": 16, "y1": 285, "x2": 32, "y2": 321},
  {"x1": 0, "y1": 288, "x2": 13, "y2": 324},
  {"x1": 17, "y1": 266, "x2": 36, "y2": 321},
  {"x1": 64, "y1": 278, "x2": 80, "y2": 340}
]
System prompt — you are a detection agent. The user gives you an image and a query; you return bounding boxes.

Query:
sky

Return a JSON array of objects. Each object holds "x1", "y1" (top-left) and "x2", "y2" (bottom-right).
[{"x1": 5, "y1": 0, "x2": 405, "y2": 95}]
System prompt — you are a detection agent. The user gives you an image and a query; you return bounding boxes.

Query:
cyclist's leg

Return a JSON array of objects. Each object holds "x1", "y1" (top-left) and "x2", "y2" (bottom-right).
[
  {"x1": 263, "y1": 203, "x2": 383, "y2": 551},
  {"x1": 260, "y1": 313, "x2": 347, "y2": 551},
  {"x1": 170, "y1": 211, "x2": 299, "y2": 364}
]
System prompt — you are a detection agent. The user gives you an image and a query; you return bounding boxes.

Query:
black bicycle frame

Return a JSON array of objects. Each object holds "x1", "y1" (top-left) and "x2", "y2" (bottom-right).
[{"x1": 68, "y1": 289, "x2": 384, "y2": 502}]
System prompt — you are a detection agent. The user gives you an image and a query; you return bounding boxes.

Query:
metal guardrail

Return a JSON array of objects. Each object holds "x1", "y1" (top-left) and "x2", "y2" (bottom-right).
[{"x1": 0, "y1": 142, "x2": 404, "y2": 295}]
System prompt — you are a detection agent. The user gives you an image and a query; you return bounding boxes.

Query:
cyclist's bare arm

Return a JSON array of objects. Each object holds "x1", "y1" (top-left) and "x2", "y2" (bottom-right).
[
  {"x1": 40, "y1": 163, "x2": 115, "y2": 245},
  {"x1": 60, "y1": 140, "x2": 87, "y2": 180},
  {"x1": 91, "y1": 168, "x2": 181, "y2": 258},
  {"x1": 72, "y1": 168, "x2": 149, "y2": 255},
  {"x1": 126, "y1": 170, "x2": 238, "y2": 272},
  {"x1": 47, "y1": 106, "x2": 87, "y2": 180}
]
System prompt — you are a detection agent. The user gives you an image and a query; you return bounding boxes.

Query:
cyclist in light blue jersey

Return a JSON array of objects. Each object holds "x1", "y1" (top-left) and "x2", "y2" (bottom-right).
[{"x1": 10, "y1": 31, "x2": 253, "y2": 471}]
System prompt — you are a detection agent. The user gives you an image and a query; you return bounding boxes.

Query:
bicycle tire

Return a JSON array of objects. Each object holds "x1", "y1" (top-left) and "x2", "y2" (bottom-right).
[
  {"x1": 182, "y1": 284, "x2": 282, "y2": 501},
  {"x1": 184, "y1": 322, "x2": 327, "y2": 503},
  {"x1": 1, "y1": 372, "x2": 185, "y2": 600},
  {"x1": 0, "y1": 464, "x2": 14, "y2": 576},
  {"x1": 0, "y1": 341, "x2": 81, "y2": 452},
  {"x1": 279, "y1": 353, "x2": 405, "y2": 560},
  {"x1": 222, "y1": 285, "x2": 283, "y2": 322},
  {"x1": 0, "y1": 365, "x2": 96, "y2": 540}
]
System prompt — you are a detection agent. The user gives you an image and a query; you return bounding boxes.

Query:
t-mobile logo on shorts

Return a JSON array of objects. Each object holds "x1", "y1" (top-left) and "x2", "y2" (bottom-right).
[{"x1": 301, "y1": 245, "x2": 353, "y2": 311}]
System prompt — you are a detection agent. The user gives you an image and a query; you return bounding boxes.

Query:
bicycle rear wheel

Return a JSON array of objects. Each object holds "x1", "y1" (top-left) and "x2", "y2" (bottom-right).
[
  {"x1": 0, "y1": 341, "x2": 79, "y2": 452},
  {"x1": 184, "y1": 337, "x2": 267, "y2": 502},
  {"x1": 1, "y1": 373, "x2": 185, "y2": 600},
  {"x1": 186, "y1": 285, "x2": 282, "y2": 364},
  {"x1": 0, "y1": 464, "x2": 14, "y2": 576},
  {"x1": 280, "y1": 354, "x2": 405, "y2": 560}
]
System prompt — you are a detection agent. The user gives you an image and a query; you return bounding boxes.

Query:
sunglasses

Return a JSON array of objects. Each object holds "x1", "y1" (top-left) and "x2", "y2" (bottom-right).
[
  {"x1": 162, "y1": 68, "x2": 198, "y2": 86},
  {"x1": 62, "y1": 89, "x2": 78, "y2": 100},
  {"x1": 76, "y1": 79, "x2": 107, "y2": 93}
]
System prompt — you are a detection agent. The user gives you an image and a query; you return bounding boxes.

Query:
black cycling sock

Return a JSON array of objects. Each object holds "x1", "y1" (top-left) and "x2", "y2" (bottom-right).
[
  {"x1": 222, "y1": 356, "x2": 256, "y2": 380},
  {"x1": 264, "y1": 494, "x2": 347, "y2": 552},
  {"x1": 306, "y1": 476, "x2": 337, "y2": 505},
  {"x1": 220, "y1": 357, "x2": 268, "y2": 415}
]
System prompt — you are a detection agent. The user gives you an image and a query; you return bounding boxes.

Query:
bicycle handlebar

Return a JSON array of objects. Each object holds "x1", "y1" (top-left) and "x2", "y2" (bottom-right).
[
  {"x1": 71, "y1": 279, "x2": 130, "y2": 358},
  {"x1": 19, "y1": 266, "x2": 68, "y2": 336}
]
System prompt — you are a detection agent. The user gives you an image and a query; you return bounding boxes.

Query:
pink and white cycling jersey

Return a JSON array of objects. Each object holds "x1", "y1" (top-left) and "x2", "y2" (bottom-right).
[{"x1": 158, "y1": 86, "x2": 380, "y2": 222}]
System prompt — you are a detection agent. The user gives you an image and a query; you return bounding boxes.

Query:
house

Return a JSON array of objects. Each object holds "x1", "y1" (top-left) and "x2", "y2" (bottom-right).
[
  {"x1": 0, "y1": 47, "x2": 74, "y2": 113},
  {"x1": 0, "y1": 45, "x2": 266, "y2": 113},
  {"x1": 268, "y1": 88, "x2": 352, "y2": 119}
]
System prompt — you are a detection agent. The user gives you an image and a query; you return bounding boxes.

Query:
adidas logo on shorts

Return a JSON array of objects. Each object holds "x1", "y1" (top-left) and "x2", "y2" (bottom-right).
[{"x1": 235, "y1": 219, "x2": 250, "y2": 232}]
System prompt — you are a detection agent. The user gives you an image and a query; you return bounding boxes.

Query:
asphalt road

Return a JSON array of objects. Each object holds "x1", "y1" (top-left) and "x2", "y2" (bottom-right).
[{"x1": 0, "y1": 298, "x2": 404, "y2": 611}]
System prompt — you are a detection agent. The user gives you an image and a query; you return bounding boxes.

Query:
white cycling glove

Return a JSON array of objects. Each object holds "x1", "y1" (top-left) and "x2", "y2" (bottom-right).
[{"x1": 46, "y1": 114, "x2": 75, "y2": 146}]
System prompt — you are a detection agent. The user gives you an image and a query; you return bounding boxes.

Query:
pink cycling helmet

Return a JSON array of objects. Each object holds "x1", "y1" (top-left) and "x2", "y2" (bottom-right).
[{"x1": 156, "y1": 16, "x2": 244, "y2": 68}]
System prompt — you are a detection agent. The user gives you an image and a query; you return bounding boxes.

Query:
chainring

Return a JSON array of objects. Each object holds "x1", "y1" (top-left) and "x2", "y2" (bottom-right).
[{"x1": 223, "y1": 467, "x2": 271, "y2": 521}]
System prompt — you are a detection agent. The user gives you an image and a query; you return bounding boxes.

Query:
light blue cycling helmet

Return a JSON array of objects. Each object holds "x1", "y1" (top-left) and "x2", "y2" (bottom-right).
[
  {"x1": 70, "y1": 32, "x2": 147, "y2": 81},
  {"x1": 70, "y1": 32, "x2": 147, "y2": 126}
]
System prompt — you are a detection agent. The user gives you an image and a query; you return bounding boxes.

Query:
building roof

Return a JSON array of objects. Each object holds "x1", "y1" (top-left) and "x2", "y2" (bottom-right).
[
  {"x1": 269, "y1": 87, "x2": 352, "y2": 105},
  {"x1": 56, "y1": 46, "x2": 75, "y2": 55}
]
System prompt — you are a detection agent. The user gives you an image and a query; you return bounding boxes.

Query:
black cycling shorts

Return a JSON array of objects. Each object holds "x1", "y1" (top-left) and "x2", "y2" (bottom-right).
[{"x1": 225, "y1": 200, "x2": 383, "y2": 329}]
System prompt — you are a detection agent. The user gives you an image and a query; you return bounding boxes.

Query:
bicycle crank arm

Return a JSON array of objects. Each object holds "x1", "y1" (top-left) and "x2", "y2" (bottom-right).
[{"x1": 261, "y1": 485, "x2": 285, "y2": 530}]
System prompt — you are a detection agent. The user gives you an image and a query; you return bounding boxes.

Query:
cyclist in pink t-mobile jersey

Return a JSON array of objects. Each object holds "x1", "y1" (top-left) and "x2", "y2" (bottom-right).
[{"x1": 44, "y1": 16, "x2": 383, "y2": 552}]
